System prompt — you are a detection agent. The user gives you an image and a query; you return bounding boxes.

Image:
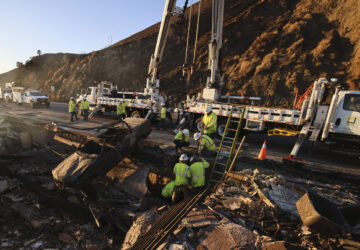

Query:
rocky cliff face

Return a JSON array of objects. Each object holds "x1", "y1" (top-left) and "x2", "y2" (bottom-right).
[{"x1": 1, "y1": 0, "x2": 359, "y2": 106}]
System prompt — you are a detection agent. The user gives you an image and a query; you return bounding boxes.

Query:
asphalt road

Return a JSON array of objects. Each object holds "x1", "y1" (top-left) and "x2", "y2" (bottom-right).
[{"x1": 2, "y1": 101, "x2": 359, "y2": 170}]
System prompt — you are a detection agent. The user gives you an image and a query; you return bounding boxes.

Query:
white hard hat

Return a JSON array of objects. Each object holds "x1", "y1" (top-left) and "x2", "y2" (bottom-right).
[
  {"x1": 205, "y1": 106, "x2": 212, "y2": 113},
  {"x1": 179, "y1": 153, "x2": 189, "y2": 161},
  {"x1": 161, "y1": 103, "x2": 165, "y2": 106},
  {"x1": 83, "y1": 97, "x2": 86, "y2": 101},
  {"x1": 182, "y1": 129, "x2": 189, "y2": 136},
  {"x1": 194, "y1": 132, "x2": 201, "y2": 141},
  {"x1": 70, "y1": 97, "x2": 74, "y2": 100}
]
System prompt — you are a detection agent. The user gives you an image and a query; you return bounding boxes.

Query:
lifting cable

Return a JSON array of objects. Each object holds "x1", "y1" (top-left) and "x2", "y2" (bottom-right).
[
  {"x1": 192, "y1": 0, "x2": 202, "y2": 66},
  {"x1": 184, "y1": 0, "x2": 193, "y2": 66}
]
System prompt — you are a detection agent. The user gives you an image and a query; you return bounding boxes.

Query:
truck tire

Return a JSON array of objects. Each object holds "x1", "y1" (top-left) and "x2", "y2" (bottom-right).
[
  {"x1": 46, "y1": 103, "x2": 50, "y2": 109},
  {"x1": 131, "y1": 111, "x2": 141, "y2": 118},
  {"x1": 217, "y1": 122, "x2": 228, "y2": 138},
  {"x1": 195, "y1": 118, "x2": 202, "y2": 132}
]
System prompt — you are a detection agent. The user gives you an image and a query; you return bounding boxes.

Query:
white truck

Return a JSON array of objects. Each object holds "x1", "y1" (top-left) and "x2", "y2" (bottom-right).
[
  {"x1": 0, "y1": 88, "x2": 13, "y2": 103},
  {"x1": 81, "y1": 0, "x2": 360, "y2": 158},
  {"x1": 12, "y1": 87, "x2": 50, "y2": 108},
  {"x1": 77, "y1": 0, "x2": 184, "y2": 119},
  {"x1": 182, "y1": 0, "x2": 360, "y2": 158}
]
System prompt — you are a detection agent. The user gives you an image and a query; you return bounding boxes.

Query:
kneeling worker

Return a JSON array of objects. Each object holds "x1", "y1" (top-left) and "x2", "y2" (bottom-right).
[
  {"x1": 194, "y1": 132, "x2": 216, "y2": 157},
  {"x1": 173, "y1": 128, "x2": 190, "y2": 153},
  {"x1": 189, "y1": 157, "x2": 210, "y2": 194},
  {"x1": 161, "y1": 180, "x2": 175, "y2": 202},
  {"x1": 172, "y1": 153, "x2": 191, "y2": 204}
]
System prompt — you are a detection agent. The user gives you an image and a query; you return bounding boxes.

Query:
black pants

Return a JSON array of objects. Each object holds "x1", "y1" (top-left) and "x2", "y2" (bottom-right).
[
  {"x1": 83, "y1": 109, "x2": 89, "y2": 120},
  {"x1": 70, "y1": 111, "x2": 78, "y2": 122},
  {"x1": 201, "y1": 148, "x2": 216, "y2": 158},
  {"x1": 157, "y1": 118, "x2": 167, "y2": 129},
  {"x1": 174, "y1": 140, "x2": 190, "y2": 152},
  {"x1": 172, "y1": 185, "x2": 190, "y2": 204},
  {"x1": 118, "y1": 113, "x2": 125, "y2": 122},
  {"x1": 192, "y1": 186, "x2": 205, "y2": 196},
  {"x1": 205, "y1": 132, "x2": 216, "y2": 139}
]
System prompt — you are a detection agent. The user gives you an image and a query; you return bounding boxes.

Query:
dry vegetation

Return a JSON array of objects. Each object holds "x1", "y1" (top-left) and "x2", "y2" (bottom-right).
[{"x1": 0, "y1": 0, "x2": 359, "y2": 106}]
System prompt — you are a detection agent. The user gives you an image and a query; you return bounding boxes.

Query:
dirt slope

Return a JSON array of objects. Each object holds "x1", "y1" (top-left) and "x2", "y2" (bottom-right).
[{"x1": 0, "y1": 0, "x2": 359, "y2": 106}]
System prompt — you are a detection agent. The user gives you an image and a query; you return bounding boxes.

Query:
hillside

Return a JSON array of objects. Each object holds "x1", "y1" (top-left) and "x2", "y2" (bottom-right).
[{"x1": 0, "y1": 0, "x2": 359, "y2": 106}]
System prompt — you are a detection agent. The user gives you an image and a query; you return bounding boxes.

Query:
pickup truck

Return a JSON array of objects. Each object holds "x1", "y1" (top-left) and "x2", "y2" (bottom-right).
[{"x1": 12, "y1": 87, "x2": 50, "y2": 108}]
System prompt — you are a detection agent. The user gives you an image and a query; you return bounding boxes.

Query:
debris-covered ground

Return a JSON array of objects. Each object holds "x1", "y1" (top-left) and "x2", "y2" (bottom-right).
[
  {"x1": 1, "y1": 115, "x2": 360, "y2": 249},
  {"x1": 123, "y1": 155, "x2": 360, "y2": 249}
]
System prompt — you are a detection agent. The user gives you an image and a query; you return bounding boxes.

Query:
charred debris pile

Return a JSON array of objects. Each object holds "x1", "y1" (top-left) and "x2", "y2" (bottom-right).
[{"x1": 1, "y1": 117, "x2": 360, "y2": 249}]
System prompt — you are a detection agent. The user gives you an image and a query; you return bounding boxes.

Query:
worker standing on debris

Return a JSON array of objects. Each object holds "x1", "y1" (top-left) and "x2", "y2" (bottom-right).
[
  {"x1": 117, "y1": 101, "x2": 128, "y2": 122},
  {"x1": 157, "y1": 103, "x2": 168, "y2": 129},
  {"x1": 202, "y1": 106, "x2": 217, "y2": 139},
  {"x1": 69, "y1": 97, "x2": 79, "y2": 122},
  {"x1": 173, "y1": 128, "x2": 190, "y2": 153},
  {"x1": 189, "y1": 156, "x2": 209, "y2": 194},
  {"x1": 172, "y1": 153, "x2": 191, "y2": 204},
  {"x1": 161, "y1": 180, "x2": 175, "y2": 202},
  {"x1": 80, "y1": 97, "x2": 90, "y2": 121},
  {"x1": 194, "y1": 132, "x2": 216, "y2": 157}
]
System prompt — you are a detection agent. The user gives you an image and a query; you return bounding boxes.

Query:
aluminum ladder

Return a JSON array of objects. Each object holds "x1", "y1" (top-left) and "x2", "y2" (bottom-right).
[{"x1": 208, "y1": 106, "x2": 246, "y2": 188}]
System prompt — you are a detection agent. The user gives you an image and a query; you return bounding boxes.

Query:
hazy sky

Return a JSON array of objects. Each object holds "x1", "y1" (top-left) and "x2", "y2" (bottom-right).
[{"x1": 0, "y1": 0, "x2": 194, "y2": 74}]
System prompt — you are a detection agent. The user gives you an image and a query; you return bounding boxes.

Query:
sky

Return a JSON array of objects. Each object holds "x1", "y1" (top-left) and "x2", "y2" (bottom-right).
[{"x1": 0, "y1": 0, "x2": 195, "y2": 74}]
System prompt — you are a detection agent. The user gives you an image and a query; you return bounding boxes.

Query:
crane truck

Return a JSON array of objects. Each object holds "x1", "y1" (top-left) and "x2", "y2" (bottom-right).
[
  {"x1": 79, "y1": 0, "x2": 360, "y2": 159},
  {"x1": 79, "y1": 0, "x2": 184, "y2": 119},
  {"x1": 182, "y1": 0, "x2": 360, "y2": 159}
]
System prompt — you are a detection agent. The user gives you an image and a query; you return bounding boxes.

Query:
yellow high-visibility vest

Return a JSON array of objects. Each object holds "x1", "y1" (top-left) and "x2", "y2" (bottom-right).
[
  {"x1": 161, "y1": 181, "x2": 175, "y2": 198},
  {"x1": 203, "y1": 112, "x2": 217, "y2": 134},
  {"x1": 189, "y1": 159, "x2": 209, "y2": 187},
  {"x1": 117, "y1": 102, "x2": 128, "y2": 115},
  {"x1": 200, "y1": 135, "x2": 216, "y2": 152},
  {"x1": 80, "y1": 100, "x2": 89, "y2": 110},
  {"x1": 69, "y1": 100, "x2": 76, "y2": 113},
  {"x1": 160, "y1": 107, "x2": 167, "y2": 119},
  {"x1": 173, "y1": 163, "x2": 190, "y2": 186}
]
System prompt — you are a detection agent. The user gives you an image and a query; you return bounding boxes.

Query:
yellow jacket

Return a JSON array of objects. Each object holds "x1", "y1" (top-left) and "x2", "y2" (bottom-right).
[
  {"x1": 80, "y1": 100, "x2": 89, "y2": 110},
  {"x1": 199, "y1": 135, "x2": 216, "y2": 152},
  {"x1": 117, "y1": 102, "x2": 129, "y2": 115},
  {"x1": 203, "y1": 112, "x2": 217, "y2": 134},
  {"x1": 69, "y1": 100, "x2": 76, "y2": 113}
]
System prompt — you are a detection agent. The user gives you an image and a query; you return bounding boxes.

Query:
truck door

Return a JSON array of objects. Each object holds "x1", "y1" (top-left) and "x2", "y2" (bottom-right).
[{"x1": 332, "y1": 93, "x2": 360, "y2": 136}]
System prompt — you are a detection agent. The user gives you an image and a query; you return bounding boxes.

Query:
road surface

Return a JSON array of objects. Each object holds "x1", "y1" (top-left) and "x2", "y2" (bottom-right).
[{"x1": 1, "y1": 101, "x2": 359, "y2": 174}]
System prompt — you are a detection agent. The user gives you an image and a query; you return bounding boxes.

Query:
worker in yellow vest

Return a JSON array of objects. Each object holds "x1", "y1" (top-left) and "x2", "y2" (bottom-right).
[
  {"x1": 69, "y1": 97, "x2": 78, "y2": 122},
  {"x1": 80, "y1": 97, "x2": 90, "y2": 121},
  {"x1": 173, "y1": 128, "x2": 190, "y2": 153},
  {"x1": 189, "y1": 157, "x2": 210, "y2": 194},
  {"x1": 172, "y1": 153, "x2": 191, "y2": 204},
  {"x1": 202, "y1": 106, "x2": 217, "y2": 139},
  {"x1": 161, "y1": 180, "x2": 175, "y2": 202},
  {"x1": 194, "y1": 132, "x2": 216, "y2": 157},
  {"x1": 157, "y1": 103, "x2": 167, "y2": 130},
  {"x1": 117, "y1": 101, "x2": 128, "y2": 122}
]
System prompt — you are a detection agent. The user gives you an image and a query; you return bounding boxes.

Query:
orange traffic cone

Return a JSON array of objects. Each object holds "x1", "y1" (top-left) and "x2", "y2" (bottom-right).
[{"x1": 258, "y1": 141, "x2": 267, "y2": 159}]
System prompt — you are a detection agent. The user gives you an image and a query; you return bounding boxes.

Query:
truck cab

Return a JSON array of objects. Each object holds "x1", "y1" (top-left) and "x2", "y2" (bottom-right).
[
  {"x1": 24, "y1": 90, "x2": 50, "y2": 108},
  {"x1": 0, "y1": 88, "x2": 13, "y2": 102},
  {"x1": 330, "y1": 91, "x2": 360, "y2": 137}
]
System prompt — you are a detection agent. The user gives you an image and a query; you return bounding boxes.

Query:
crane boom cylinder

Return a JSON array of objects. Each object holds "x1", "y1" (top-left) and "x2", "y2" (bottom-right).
[
  {"x1": 203, "y1": 0, "x2": 224, "y2": 101},
  {"x1": 145, "y1": 0, "x2": 178, "y2": 101}
]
